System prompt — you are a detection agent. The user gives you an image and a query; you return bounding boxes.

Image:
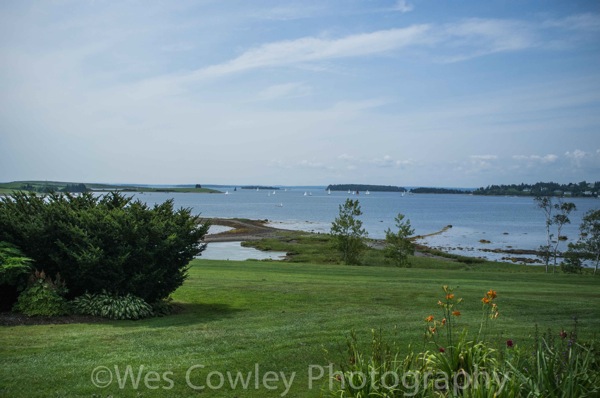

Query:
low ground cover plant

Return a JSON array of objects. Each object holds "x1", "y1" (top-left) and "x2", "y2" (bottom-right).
[
  {"x1": 71, "y1": 291, "x2": 153, "y2": 320},
  {"x1": 12, "y1": 270, "x2": 69, "y2": 317}
]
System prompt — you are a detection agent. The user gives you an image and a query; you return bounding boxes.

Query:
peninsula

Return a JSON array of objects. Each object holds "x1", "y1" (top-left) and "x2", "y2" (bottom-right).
[
  {"x1": 327, "y1": 184, "x2": 405, "y2": 192},
  {"x1": 0, "y1": 181, "x2": 222, "y2": 194}
]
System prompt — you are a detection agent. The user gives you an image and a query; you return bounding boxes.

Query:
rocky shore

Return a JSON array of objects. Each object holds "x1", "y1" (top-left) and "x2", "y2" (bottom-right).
[{"x1": 204, "y1": 218, "x2": 289, "y2": 242}]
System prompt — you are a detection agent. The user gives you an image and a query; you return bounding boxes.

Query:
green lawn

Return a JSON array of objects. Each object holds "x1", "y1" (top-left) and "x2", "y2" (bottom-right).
[{"x1": 1, "y1": 259, "x2": 599, "y2": 397}]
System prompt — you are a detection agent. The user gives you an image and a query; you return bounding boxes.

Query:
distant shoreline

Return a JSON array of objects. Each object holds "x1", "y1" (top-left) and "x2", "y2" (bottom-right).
[{"x1": 0, "y1": 181, "x2": 222, "y2": 194}]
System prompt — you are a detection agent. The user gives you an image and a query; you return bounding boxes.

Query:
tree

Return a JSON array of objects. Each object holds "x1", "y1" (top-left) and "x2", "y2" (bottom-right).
[
  {"x1": 535, "y1": 196, "x2": 553, "y2": 273},
  {"x1": 578, "y1": 209, "x2": 600, "y2": 275},
  {"x1": 384, "y1": 213, "x2": 415, "y2": 267},
  {"x1": 534, "y1": 196, "x2": 576, "y2": 273},
  {"x1": 331, "y1": 199, "x2": 368, "y2": 265}
]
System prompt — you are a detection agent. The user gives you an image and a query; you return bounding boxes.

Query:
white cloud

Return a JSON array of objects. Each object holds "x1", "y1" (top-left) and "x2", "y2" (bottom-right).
[
  {"x1": 252, "y1": 4, "x2": 327, "y2": 21},
  {"x1": 513, "y1": 154, "x2": 558, "y2": 163},
  {"x1": 188, "y1": 25, "x2": 432, "y2": 81},
  {"x1": 564, "y1": 149, "x2": 600, "y2": 168},
  {"x1": 470, "y1": 155, "x2": 498, "y2": 161},
  {"x1": 564, "y1": 149, "x2": 587, "y2": 160},
  {"x1": 438, "y1": 18, "x2": 537, "y2": 62},
  {"x1": 369, "y1": 155, "x2": 414, "y2": 168},
  {"x1": 542, "y1": 13, "x2": 600, "y2": 32},
  {"x1": 468, "y1": 154, "x2": 499, "y2": 170},
  {"x1": 298, "y1": 159, "x2": 328, "y2": 169},
  {"x1": 371, "y1": 155, "x2": 396, "y2": 168},
  {"x1": 256, "y1": 82, "x2": 312, "y2": 101},
  {"x1": 393, "y1": 0, "x2": 414, "y2": 13},
  {"x1": 337, "y1": 153, "x2": 355, "y2": 161},
  {"x1": 160, "y1": 42, "x2": 195, "y2": 53}
]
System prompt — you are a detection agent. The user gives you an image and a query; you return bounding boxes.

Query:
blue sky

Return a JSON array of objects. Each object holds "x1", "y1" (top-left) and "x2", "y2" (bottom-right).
[{"x1": 1, "y1": 0, "x2": 599, "y2": 187}]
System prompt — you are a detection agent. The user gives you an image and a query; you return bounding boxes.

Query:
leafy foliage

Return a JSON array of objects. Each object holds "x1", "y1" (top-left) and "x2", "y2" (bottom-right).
[
  {"x1": 331, "y1": 199, "x2": 368, "y2": 265},
  {"x1": 0, "y1": 242, "x2": 32, "y2": 287},
  {"x1": 13, "y1": 270, "x2": 69, "y2": 317},
  {"x1": 0, "y1": 242, "x2": 33, "y2": 311},
  {"x1": 72, "y1": 291, "x2": 153, "y2": 320},
  {"x1": 0, "y1": 191, "x2": 210, "y2": 302},
  {"x1": 384, "y1": 213, "x2": 415, "y2": 267},
  {"x1": 508, "y1": 323, "x2": 600, "y2": 397}
]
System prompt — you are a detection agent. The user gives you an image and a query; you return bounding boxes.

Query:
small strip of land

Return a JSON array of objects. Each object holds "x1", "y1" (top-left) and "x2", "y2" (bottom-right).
[
  {"x1": 204, "y1": 218, "x2": 289, "y2": 242},
  {"x1": 205, "y1": 218, "x2": 461, "y2": 262}
]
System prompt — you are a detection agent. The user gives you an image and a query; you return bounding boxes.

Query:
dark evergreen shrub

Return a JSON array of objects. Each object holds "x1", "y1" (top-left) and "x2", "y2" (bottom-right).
[{"x1": 0, "y1": 191, "x2": 209, "y2": 302}]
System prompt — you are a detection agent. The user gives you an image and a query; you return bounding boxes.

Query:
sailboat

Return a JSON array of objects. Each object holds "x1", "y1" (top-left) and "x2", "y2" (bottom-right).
[
  {"x1": 365, "y1": 190, "x2": 370, "y2": 195},
  {"x1": 304, "y1": 192, "x2": 307, "y2": 196},
  {"x1": 224, "y1": 191, "x2": 229, "y2": 195},
  {"x1": 327, "y1": 189, "x2": 331, "y2": 195}
]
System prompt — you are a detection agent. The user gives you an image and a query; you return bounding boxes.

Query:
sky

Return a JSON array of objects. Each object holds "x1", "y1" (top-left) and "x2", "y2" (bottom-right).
[{"x1": 1, "y1": 0, "x2": 599, "y2": 187}]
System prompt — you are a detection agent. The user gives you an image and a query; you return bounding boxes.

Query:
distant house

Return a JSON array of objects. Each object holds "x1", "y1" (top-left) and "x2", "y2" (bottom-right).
[
  {"x1": 564, "y1": 191, "x2": 572, "y2": 196},
  {"x1": 584, "y1": 191, "x2": 593, "y2": 196}
]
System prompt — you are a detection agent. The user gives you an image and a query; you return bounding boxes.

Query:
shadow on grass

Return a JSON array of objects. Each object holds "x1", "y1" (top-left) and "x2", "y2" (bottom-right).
[
  {"x1": 105, "y1": 302, "x2": 246, "y2": 329},
  {"x1": 166, "y1": 302, "x2": 245, "y2": 323},
  {"x1": 0, "y1": 303, "x2": 245, "y2": 328}
]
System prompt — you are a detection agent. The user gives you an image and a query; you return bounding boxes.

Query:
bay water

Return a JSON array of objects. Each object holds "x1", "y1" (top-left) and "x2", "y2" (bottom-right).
[{"x1": 126, "y1": 188, "x2": 599, "y2": 263}]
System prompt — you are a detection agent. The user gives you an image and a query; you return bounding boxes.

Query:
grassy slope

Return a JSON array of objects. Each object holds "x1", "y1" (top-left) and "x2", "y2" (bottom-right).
[{"x1": 1, "y1": 259, "x2": 599, "y2": 397}]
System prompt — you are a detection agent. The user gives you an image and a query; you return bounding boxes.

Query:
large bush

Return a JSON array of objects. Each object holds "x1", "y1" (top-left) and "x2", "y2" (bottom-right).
[{"x1": 0, "y1": 191, "x2": 209, "y2": 302}]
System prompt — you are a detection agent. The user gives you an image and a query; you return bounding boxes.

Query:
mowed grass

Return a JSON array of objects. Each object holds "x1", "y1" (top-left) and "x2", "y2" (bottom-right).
[{"x1": 1, "y1": 259, "x2": 599, "y2": 397}]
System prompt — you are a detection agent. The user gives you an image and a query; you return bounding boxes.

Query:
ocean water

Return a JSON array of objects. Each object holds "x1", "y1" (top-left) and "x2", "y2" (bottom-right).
[{"x1": 125, "y1": 188, "x2": 599, "y2": 262}]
